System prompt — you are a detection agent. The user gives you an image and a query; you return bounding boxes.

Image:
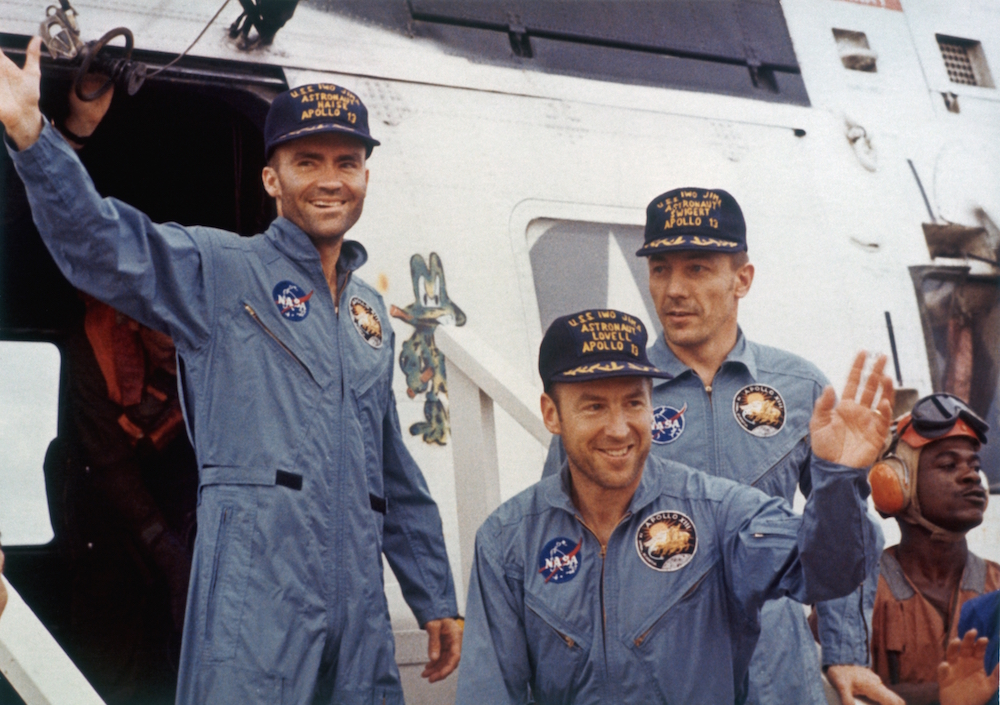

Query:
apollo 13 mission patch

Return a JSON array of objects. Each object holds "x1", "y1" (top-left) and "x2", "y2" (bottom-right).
[{"x1": 635, "y1": 511, "x2": 697, "y2": 572}]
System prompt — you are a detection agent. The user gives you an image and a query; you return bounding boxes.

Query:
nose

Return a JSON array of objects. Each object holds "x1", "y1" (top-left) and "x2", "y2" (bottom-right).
[
  {"x1": 315, "y1": 162, "x2": 344, "y2": 190},
  {"x1": 957, "y1": 461, "x2": 983, "y2": 485},
  {"x1": 605, "y1": 405, "x2": 630, "y2": 440},
  {"x1": 664, "y1": 272, "x2": 688, "y2": 300}
]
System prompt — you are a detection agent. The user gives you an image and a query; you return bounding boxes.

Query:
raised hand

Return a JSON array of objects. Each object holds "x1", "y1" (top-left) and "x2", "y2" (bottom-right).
[
  {"x1": 0, "y1": 37, "x2": 44, "y2": 149},
  {"x1": 64, "y1": 72, "x2": 114, "y2": 144},
  {"x1": 810, "y1": 352, "x2": 893, "y2": 468},
  {"x1": 938, "y1": 629, "x2": 1000, "y2": 705}
]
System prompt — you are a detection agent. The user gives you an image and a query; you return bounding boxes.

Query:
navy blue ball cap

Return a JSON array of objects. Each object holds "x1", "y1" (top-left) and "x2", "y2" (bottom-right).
[
  {"x1": 538, "y1": 309, "x2": 672, "y2": 387},
  {"x1": 636, "y1": 187, "x2": 747, "y2": 257},
  {"x1": 265, "y1": 83, "x2": 380, "y2": 159}
]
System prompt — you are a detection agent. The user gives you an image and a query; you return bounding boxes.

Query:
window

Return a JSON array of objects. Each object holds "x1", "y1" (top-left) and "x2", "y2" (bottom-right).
[
  {"x1": 528, "y1": 219, "x2": 658, "y2": 337},
  {"x1": 0, "y1": 341, "x2": 60, "y2": 545},
  {"x1": 832, "y1": 29, "x2": 877, "y2": 73},
  {"x1": 936, "y1": 35, "x2": 994, "y2": 88}
]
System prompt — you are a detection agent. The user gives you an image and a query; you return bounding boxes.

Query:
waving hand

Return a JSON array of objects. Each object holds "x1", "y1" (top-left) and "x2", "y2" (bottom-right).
[
  {"x1": 0, "y1": 36, "x2": 44, "y2": 149},
  {"x1": 811, "y1": 352, "x2": 893, "y2": 468}
]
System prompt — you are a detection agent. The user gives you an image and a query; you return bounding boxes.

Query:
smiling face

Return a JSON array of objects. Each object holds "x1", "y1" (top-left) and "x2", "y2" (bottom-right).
[
  {"x1": 262, "y1": 132, "x2": 369, "y2": 244},
  {"x1": 542, "y1": 376, "x2": 653, "y2": 496},
  {"x1": 647, "y1": 251, "x2": 753, "y2": 353},
  {"x1": 916, "y1": 436, "x2": 988, "y2": 533}
]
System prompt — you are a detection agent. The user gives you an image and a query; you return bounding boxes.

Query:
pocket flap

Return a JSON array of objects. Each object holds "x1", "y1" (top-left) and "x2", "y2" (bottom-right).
[
  {"x1": 627, "y1": 563, "x2": 717, "y2": 645},
  {"x1": 524, "y1": 591, "x2": 591, "y2": 652},
  {"x1": 200, "y1": 465, "x2": 278, "y2": 488}
]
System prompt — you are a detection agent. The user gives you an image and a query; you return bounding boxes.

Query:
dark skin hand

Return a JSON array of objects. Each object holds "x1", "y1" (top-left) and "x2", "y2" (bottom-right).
[
  {"x1": 421, "y1": 617, "x2": 462, "y2": 682},
  {"x1": 938, "y1": 629, "x2": 1000, "y2": 705},
  {"x1": 62, "y1": 72, "x2": 114, "y2": 145}
]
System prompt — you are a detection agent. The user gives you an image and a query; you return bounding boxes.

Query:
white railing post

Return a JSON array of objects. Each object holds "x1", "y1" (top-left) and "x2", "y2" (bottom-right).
[
  {"x1": 437, "y1": 326, "x2": 550, "y2": 594},
  {"x1": 446, "y1": 363, "x2": 501, "y2": 595},
  {"x1": 0, "y1": 575, "x2": 106, "y2": 705}
]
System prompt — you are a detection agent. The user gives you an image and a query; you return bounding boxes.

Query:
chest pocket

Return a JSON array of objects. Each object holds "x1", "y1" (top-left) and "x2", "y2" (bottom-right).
[
  {"x1": 624, "y1": 563, "x2": 735, "y2": 702},
  {"x1": 350, "y1": 348, "x2": 392, "y2": 507},
  {"x1": 523, "y1": 591, "x2": 592, "y2": 702}
]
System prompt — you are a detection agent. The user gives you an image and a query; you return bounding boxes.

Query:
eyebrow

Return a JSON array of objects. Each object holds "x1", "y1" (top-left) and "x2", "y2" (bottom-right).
[
  {"x1": 289, "y1": 151, "x2": 361, "y2": 162},
  {"x1": 934, "y1": 450, "x2": 981, "y2": 462}
]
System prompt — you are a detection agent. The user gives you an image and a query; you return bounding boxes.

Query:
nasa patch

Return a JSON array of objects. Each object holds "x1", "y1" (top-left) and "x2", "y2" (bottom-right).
[
  {"x1": 636, "y1": 511, "x2": 697, "y2": 572},
  {"x1": 273, "y1": 281, "x2": 314, "y2": 321},
  {"x1": 349, "y1": 296, "x2": 383, "y2": 349},
  {"x1": 733, "y1": 384, "x2": 786, "y2": 438},
  {"x1": 537, "y1": 537, "x2": 582, "y2": 584},
  {"x1": 651, "y1": 403, "x2": 686, "y2": 444}
]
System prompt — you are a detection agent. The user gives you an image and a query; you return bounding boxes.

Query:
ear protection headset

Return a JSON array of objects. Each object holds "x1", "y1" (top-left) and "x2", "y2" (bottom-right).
[{"x1": 868, "y1": 422, "x2": 916, "y2": 516}]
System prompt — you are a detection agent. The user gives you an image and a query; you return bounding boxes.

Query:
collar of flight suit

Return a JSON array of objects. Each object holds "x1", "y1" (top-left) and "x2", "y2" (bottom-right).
[
  {"x1": 646, "y1": 326, "x2": 758, "y2": 382},
  {"x1": 542, "y1": 454, "x2": 668, "y2": 520},
  {"x1": 265, "y1": 216, "x2": 369, "y2": 273}
]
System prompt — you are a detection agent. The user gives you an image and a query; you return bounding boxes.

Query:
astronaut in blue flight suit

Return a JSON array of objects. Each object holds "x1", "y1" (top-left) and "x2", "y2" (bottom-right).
[
  {"x1": 542, "y1": 188, "x2": 902, "y2": 705},
  {"x1": 0, "y1": 39, "x2": 460, "y2": 704},
  {"x1": 458, "y1": 307, "x2": 892, "y2": 704}
]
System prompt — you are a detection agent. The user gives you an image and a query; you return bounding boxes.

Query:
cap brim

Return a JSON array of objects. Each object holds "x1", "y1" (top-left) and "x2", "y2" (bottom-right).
[
  {"x1": 267, "y1": 123, "x2": 380, "y2": 156},
  {"x1": 551, "y1": 361, "x2": 673, "y2": 383},
  {"x1": 636, "y1": 232, "x2": 745, "y2": 257}
]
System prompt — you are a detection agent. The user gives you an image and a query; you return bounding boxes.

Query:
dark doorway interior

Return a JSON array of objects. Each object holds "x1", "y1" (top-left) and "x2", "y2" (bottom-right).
[{"x1": 1, "y1": 57, "x2": 274, "y2": 705}]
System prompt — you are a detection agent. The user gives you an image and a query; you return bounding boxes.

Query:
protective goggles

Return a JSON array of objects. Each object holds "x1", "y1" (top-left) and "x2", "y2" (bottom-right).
[{"x1": 897, "y1": 393, "x2": 989, "y2": 448}]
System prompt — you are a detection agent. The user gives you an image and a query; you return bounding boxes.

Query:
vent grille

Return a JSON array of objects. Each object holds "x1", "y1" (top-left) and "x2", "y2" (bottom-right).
[{"x1": 938, "y1": 38, "x2": 978, "y2": 85}]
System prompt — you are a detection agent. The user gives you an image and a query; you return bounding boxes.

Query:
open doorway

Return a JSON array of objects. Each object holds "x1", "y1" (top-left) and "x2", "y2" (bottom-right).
[{"x1": 0, "y1": 39, "x2": 282, "y2": 704}]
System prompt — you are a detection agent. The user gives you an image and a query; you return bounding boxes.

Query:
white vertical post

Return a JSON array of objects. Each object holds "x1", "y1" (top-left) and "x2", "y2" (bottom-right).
[
  {"x1": 0, "y1": 576, "x2": 106, "y2": 705},
  {"x1": 447, "y1": 363, "x2": 502, "y2": 596}
]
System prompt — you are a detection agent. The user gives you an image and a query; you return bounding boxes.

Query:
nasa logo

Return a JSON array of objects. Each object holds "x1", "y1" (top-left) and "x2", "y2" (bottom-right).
[
  {"x1": 272, "y1": 281, "x2": 314, "y2": 321},
  {"x1": 733, "y1": 384, "x2": 786, "y2": 438},
  {"x1": 636, "y1": 511, "x2": 697, "y2": 572},
  {"x1": 537, "y1": 537, "x2": 583, "y2": 584},
  {"x1": 651, "y1": 403, "x2": 687, "y2": 444},
  {"x1": 350, "y1": 296, "x2": 383, "y2": 349}
]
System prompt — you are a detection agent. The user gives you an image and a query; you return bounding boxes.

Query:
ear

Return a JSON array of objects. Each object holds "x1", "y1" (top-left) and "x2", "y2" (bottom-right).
[
  {"x1": 734, "y1": 262, "x2": 754, "y2": 300},
  {"x1": 262, "y1": 165, "x2": 281, "y2": 199},
  {"x1": 541, "y1": 393, "x2": 562, "y2": 436}
]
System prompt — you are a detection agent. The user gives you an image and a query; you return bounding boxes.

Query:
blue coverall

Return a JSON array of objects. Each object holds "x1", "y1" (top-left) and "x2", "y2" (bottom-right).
[
  {"x1": 9, "y1": 123, "x2": 458, "y2": 704},
  {"x1": 459, "y1": 453, "x2": 879, "y2": 704},
  {"x1": 542, "y1": 332, "x2": 883, "y2": 703}
]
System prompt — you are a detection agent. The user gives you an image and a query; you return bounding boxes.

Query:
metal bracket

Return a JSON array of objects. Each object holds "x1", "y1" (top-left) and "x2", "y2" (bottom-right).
[{"x1": 39, "y1": 2, "x2": 84, "y2": 60}]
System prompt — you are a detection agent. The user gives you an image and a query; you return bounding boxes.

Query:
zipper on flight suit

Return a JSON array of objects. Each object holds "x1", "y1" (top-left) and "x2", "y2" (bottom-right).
[
  {"x1": 205, "y1": 506, "x2": 233, "y2": 641},
  {"x1": 525, "y1": 604, "x2": 577, "y2": 649},
  {"x1": 243, "y1": 303, "x2": 317, "y2": 383},
  {"x1": 574, "y1": 512, "x2": 632, "y2": 680},
  {"x1": 633, "y1": 569, "x2": 712, "y2": 646},
  {"x1": 333, "y1": 270, "x2": 351, "y2": 316}
]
